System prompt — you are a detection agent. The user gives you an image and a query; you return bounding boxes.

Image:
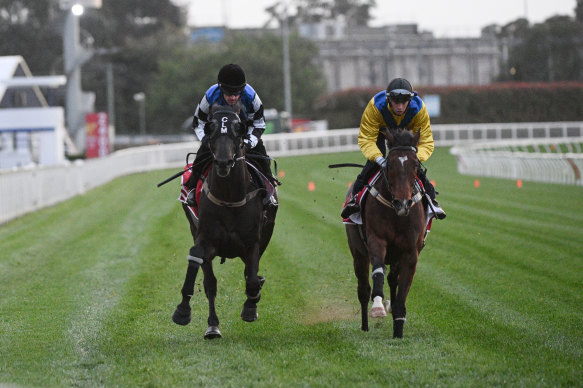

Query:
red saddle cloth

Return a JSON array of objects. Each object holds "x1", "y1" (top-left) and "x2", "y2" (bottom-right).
[
  {"x1": 178, "y1": 163, "x2": 207, "y2": 218},
  {"x1": 178, "y1": 162, "x2": 276, "y2": 220},
  {"x1": 341, "y1": 171, "x2": 382, "y2": 224},
  {"x1": 341, "y1": 172, "x2": 432, "y2": 234}
]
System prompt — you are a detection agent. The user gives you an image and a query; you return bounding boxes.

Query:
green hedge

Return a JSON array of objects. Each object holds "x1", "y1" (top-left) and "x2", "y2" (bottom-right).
[{"x1": 313, "y1": 82, "x2": 583, "y2": 129}]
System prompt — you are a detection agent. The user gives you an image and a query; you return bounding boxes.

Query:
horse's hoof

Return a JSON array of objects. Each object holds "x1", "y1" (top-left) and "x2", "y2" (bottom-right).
[
  {"x1": 172, "y1": 304, "x2": 191, "y2": 326},
  {"x1": 204, "y1": 326, "x2": 222, "y2": 339},
  {"x1": 241, "y1": 307, "x2": 258, "y2": 322},
  {"x1": 370, "y1": 296, "x2": 387, "y2": 318}
]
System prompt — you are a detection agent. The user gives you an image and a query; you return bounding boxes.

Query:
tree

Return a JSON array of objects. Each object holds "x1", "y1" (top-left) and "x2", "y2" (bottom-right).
[
  {"x1": 289, "y1": 0, "x2": 375, "y2": 26},
  {"x1": 147, "y1": 32, "x2": 327, "y2": 134},
  {"x1": 0, "y1": 0, "x2": 63, "y2": 74},
  {"x1": 576, "y1": 0, "x2": 583, "y2": 23},
  {"x1": 78, "y1": 0, "x2": 187, "y2": 133},
  {"x1": 0, "y1": 0, "x2": 187, "y2": 133},
  {"x1": 498, "y1": 16, "x2": 583, "y2": 82}
]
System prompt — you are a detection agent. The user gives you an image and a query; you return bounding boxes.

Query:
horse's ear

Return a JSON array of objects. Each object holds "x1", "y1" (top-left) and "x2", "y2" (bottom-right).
[
  {"x1": 384, "y1": 127, "x2": 395, "y2": 144},
  {"x1": 413, "y1": 128, "x2": 421, "y2": 145}
]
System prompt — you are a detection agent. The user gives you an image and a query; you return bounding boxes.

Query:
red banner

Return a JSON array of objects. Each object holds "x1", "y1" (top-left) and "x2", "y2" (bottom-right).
[{"x1": 86, "y1": 112, "x2": 109, "y2": 158}]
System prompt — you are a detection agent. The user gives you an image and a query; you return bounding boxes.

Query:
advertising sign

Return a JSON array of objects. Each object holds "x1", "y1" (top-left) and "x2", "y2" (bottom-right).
[{"x1": 85, "y1": 112, "x2": 109, "y2": 158}]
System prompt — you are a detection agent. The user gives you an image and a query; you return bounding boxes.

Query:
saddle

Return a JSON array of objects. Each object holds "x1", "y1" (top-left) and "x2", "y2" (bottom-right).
[
  {"x1": 342, "y1": 171, "x2": 434, "y2": 240},
  {"x1": 179, "y1": 162, "x2": 277, "y2": 219}
]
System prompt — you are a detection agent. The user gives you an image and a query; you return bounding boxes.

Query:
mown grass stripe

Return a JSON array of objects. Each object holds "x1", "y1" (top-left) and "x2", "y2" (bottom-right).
[{"x1": 1, "y1": 148, "x2": 582, "y2": 387}]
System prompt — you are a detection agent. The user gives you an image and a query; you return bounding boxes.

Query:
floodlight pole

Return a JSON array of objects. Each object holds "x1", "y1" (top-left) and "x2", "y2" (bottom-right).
[
  {"x1": 63, "y1": 9, "x2": 83, "y2": 140},
  {"x1": 282, "y1": 4, "x2": 292, "y2": 131}
]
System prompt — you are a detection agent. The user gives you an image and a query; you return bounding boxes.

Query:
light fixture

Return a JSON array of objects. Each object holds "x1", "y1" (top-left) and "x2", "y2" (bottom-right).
[{"x1": 71, "y1": 4, "x2": 84, "y2": 16}]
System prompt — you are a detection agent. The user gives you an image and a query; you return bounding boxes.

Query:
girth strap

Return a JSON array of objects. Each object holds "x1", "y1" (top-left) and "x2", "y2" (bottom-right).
[{"x1": 202, "y1": 179, "x2": 264, "y2": 207}]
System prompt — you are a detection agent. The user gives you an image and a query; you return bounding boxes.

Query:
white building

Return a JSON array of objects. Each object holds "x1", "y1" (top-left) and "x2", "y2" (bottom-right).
[{"x1": 303, "y1": 23, "x2": 502, "y2": 92}]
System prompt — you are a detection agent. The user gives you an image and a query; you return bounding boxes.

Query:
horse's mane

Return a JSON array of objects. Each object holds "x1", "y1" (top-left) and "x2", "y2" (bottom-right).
[
  {"x1": 209, "y1": 102, "x2": 241, "y2": 117},
  {"x1": 384, "y1": 127, "x2": 419, "y2": 149},
  {"x1": 393, "y1": 129, "x2": 415, "y2": 147}
]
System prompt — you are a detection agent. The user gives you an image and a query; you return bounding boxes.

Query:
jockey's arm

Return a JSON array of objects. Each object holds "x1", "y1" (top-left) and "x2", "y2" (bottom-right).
[
  {"x1": 192, "y1": 95, "x2": 211, "y2": 141},
  {"x1": 245, "y1": 93, "x2": 266, "y2": 139},
  {"x1": 358, "y1": 98, "x2": 385, "y2": 162},
  {"x1": 409, "y1": 104, "x2": 434, "y2": 163}
]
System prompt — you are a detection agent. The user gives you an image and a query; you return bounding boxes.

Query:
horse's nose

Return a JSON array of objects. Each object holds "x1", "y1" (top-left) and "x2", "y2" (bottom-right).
[
  {"x1": 217, "y1": 158, "x2": 234, "y2": 168},
  {"x1": 392, "y1": 199, "x2": 411, "y2": 216},
  {"x1": 215, "y1": 158, "x2": 234, "y2": 177}
]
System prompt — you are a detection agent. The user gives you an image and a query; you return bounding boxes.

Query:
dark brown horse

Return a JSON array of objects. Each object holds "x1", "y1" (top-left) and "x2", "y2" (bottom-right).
[
  {"x1": 345, "y1": 127, "x2": 426, "y2": 338},
  {"x1": 172, "y1": 103, "x2": 278, "y2": 339}
]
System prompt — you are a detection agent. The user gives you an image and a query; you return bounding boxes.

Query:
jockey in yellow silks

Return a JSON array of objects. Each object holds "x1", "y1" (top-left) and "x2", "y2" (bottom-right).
[{"x1": 341, "y1": 78, "x2": 446, "y2": 220}]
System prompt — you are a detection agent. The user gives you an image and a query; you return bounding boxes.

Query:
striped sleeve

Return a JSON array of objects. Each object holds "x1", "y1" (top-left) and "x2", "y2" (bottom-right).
[{"x1": 192, "y1": 94, "x2": 211, "y2": 141}]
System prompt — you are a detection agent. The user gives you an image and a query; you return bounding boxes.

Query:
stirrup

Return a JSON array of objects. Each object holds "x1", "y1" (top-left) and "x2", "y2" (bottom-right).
[
  {"x1": 430, "y1": 200, "x2": 446, "y2": 220},
  {"x1": 265, "y1": 195, "x2": 278, "y2": 210},
  {"x1": 341, "y1": 196, "x2": 360, "y2": 218},
  {"x1": 186, "y1": 190, "x2": 196, "y2": 207}
]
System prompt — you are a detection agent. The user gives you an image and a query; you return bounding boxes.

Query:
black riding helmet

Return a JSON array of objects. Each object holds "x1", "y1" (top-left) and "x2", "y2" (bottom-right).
[
  {"x1": 386, "y1": 78, "x2": 414, "y2": 103},
  {"x1": 218, "y1": 64, "x2": 246, "y2": 96}
]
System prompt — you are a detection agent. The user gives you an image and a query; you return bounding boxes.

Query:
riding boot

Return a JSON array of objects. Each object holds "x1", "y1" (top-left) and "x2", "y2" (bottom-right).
[
  {"x1": 251, "y1": 141, "x2": 281, "y2": 186},
  {"x1": 418, "y1": 167, "x2": 446, "y2": 220},
  {"x1": 341, "y1": 162, "x2": 374, "y2": 219}
]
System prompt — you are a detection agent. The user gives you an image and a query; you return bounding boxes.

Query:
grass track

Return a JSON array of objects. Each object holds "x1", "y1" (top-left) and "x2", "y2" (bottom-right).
[{"x1": 0, "y1": 148, "x2": 582, "y2": 387}]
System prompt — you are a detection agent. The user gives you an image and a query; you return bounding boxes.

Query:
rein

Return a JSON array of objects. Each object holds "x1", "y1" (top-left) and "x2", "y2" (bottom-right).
[
  {"x1": 372, "y1": 145, "x2": 422, "y2": 210},
  {"x1": 205, "y1": 144, "x2": 264, "y2": 208}
]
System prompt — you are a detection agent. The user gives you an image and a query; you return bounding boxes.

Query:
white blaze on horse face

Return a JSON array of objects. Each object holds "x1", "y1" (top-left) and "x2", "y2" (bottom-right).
[
  {"x1": 398, "y1": 155, "x2": 408, "y2": 167},
  {"x1": 221, "y1": 116, "x2": 228, "y2": 134}
]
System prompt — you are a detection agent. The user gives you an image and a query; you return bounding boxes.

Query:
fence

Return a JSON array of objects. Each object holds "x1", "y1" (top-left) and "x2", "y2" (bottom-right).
[
  {"x1": 1, "y1": 122, "x2": 582, "y2": 224},
  {"x1": 450, "y1": 137, "x2": 583, "y2": 186}
]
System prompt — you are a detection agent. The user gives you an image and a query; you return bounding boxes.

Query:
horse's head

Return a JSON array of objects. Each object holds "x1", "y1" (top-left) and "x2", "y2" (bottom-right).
[
  {"x1": 205, "y1": 103, "x2": 246, "y2": 177},
  {"x1": 382, "y1": 127, "x2": 421, "y2": 216}
]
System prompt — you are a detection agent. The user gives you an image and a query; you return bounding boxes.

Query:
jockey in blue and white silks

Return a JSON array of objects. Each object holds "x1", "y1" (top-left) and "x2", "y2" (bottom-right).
[
  {"x1": 193, "y1": 83, "x2": 266, "y2": 145},
  {"x1": 185, "y1": 64, "x2": 278, "y2": 207}
]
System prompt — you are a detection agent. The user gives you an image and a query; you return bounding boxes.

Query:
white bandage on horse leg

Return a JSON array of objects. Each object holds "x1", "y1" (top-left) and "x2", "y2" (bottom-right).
[
  {"x1": 187, "y1": 255, "x2": 203, "y2": 264},
  {"x1": 371, "y1": 267, "x2": 385, "y2": 278}
]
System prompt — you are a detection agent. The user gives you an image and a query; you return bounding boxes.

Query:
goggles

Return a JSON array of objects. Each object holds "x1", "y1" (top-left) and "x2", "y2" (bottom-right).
[
  {"x1": 220, "y1": 83, "x2": 245, "y2": 96},
  {"x1": 387, "y1": 89, "x2": 414, "y2": 102}
]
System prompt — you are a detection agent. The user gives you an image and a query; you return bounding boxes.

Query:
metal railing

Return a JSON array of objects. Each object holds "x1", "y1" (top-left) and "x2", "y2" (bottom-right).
[
  {"x1": 450, "y1": 137, "x2": 583, "y2": 186},
  {"x1": 2, "y1": 122, "x2": 583, "y2": 224}
]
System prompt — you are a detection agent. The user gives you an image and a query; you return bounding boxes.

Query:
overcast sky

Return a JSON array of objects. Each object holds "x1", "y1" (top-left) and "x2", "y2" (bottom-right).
[{"x1": 172, "y1": 0, "x2": 577, "y2": 37}]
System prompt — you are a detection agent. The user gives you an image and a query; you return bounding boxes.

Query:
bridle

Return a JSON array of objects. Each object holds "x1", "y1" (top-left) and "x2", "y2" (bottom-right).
[
  {"x1": 203, "y1": 109, "x2": 264, "y2": 207},
  {"x1": 369, "y1": 145, "x2": 423, "y2": 211},
  {"x1": 208, "y1": 110, "x2": 246, "y2": 170}
]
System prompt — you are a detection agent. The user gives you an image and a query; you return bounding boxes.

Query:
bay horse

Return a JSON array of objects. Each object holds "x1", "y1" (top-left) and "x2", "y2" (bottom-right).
[
  {"x1": 345, "y1": 127, "x2": 426, "y2": 338},
  {"x1": 172, "y1": 102, "x2": 278, "y2": 339}
]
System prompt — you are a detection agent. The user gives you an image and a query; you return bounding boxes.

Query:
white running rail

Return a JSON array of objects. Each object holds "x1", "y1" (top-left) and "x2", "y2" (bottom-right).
[
  {"x1": 1, "y1": 122, "x2": 582, "y2": 224},
  {"x1": 450, "y1": 137, "x2": 583, "y2": 186}
]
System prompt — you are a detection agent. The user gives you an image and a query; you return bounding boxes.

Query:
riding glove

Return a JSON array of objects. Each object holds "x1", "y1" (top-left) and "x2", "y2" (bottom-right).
[
  {"x1": 244, "y1": 134, "x2": 259, "y2": 148},
  {"x1": 375, "y1": 156, "x2": 387, "y2": 168}
]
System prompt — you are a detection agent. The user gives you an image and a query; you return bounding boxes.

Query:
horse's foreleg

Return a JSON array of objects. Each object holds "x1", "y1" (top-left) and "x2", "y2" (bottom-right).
[
  {"x1": 392, "y1": 254, "x2": 418, "y2": 338},
  {"x1": 387, "y1": 264, "x2": 399, "y2": 314},
  {"x1": 241, "y1": 245, "x2": 262, "y2": 322},
  {"x1": 172, "y1": 246, "x2": 203, "y2": 326},
  {"x1": 368, "y1": 239, "x2": 387, "y2": 318},
  {"x1": 201, "y1": 259, "x2": 221, "y2": 339}
]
